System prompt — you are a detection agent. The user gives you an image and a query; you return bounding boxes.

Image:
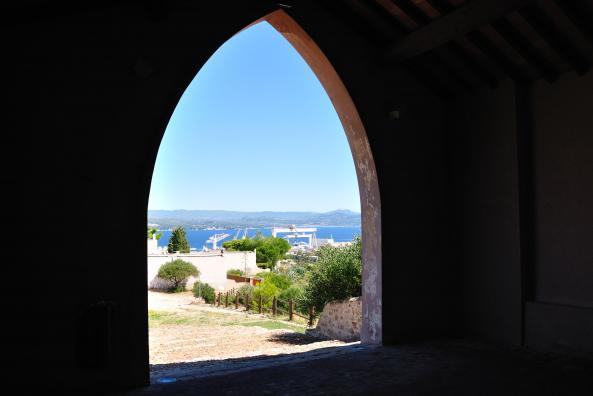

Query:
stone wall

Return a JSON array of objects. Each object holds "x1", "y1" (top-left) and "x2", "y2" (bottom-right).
[{"x1": 307, "y1": 297, "x2": 362, "y2": 341}]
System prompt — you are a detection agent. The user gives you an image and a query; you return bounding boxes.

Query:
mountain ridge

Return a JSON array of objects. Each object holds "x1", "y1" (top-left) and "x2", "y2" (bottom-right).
[{"x1": 148, "y1": 209, "x2": 361, "y2": 229}]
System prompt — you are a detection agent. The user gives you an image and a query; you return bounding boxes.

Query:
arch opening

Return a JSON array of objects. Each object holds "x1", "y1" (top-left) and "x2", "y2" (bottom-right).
[
  {"x1": 260, "y1": 10, "x2": 382, "y2": 344},
  {"x1": 146, "y1": 9, "x2": 381, "y2": 369}
]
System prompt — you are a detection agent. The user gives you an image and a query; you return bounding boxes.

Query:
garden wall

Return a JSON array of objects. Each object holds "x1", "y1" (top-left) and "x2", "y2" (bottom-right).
[
  {"x1": 307, "y1": 297, "x2": 362, "y2": 341},
  {"x1": 147, "y1": 251, "x2": 257, "y2": 291}
]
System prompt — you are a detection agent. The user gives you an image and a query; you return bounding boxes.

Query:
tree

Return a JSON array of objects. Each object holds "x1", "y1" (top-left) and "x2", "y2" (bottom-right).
[
  {"x1": 222, "y1": 236, "x2": 290, "y2": 269},
  {"x1": 301, "y1": 237, "x2": 362, "y2": 313},
  {"x1": 147, "y1": 227, "x2": 162, "y2": 240},
  {"x1": 223, "y1": 238, "x2": 259, "y2": 252},
  {"x1": 167, "y1": 226, "x2": 190, "y2": 253},
  {"x1": 157, "y1": 259, "x2": 199, "y2": 292},
  {"x1": 256, "y1": 237, "x2": 291, "y2": 269},
  {"x1": 227, "y1": 268, "x2": 245, "y2": 276}
]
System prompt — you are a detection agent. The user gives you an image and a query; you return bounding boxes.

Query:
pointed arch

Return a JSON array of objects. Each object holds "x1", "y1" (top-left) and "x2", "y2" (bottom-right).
[{"x1": 259, "y1": 10, "x2": 382, "y2": 344}]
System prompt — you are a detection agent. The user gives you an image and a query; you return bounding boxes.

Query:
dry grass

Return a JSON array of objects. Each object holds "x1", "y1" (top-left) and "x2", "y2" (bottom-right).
[{"x1": 148, "y1": 291, "x2": 349, "y2": 365}]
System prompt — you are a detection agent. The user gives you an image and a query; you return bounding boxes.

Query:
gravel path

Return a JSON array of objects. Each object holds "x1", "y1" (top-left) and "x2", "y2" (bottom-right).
[{"x1": 148, "y1": 291, "x2": 356, "y2": 370}]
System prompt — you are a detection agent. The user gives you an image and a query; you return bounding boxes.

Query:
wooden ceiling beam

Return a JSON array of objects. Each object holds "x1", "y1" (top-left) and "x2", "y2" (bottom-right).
[
  {"x1": 373, "y1": 0, "x2": 420, "y2": 31},
  {"x1": 491, "y1": 18, "x2": 558, "y2": 82},
  {"x1": 552, "y1": 0, "x2": 593, "y2": 46},
  {"x1": 413, "y1": 52, "x2": 474, "y2": 95},
  {"x1": 385, "y1": 0, "x2": 540, "y2": 62},
  {"x1": 446, "y1": 41, "x2": 499, "y2": 88},
  {"x1": 424, "y1": 0, "x2": 454, "y2": 15},
  {"x1": 404, "y1": 59, "x2": 454, "y2": 98},
  {"x1": 465, "y1": 30, "x2": 529, "y2": 82},
  {"x1": 520, "y1": 3, "x2": 591, "y2": 75},
  {"x1": 391, "y1": 0, "x2": 432, "y2": 25}
]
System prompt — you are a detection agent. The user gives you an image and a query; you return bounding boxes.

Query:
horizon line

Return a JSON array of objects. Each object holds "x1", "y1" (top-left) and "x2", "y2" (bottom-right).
[{"x1": 147, "y1": 208, "x2": 361, "y2": 214}]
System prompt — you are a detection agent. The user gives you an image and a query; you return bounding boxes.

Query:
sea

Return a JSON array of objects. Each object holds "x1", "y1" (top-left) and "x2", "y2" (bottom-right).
[{"x1": 157, "y1": 226, "x2": 361, "y2": 250}]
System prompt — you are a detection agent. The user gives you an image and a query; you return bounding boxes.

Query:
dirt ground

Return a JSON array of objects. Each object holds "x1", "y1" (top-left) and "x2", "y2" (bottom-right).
[{"x1": 148, "y1": 291, "x2": 355, "y2": 366}]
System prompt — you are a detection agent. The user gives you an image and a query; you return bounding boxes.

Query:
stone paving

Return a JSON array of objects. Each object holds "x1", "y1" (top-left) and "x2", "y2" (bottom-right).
[{"x1": 111, "y1": 339, "x2": 593, "y2": 396}]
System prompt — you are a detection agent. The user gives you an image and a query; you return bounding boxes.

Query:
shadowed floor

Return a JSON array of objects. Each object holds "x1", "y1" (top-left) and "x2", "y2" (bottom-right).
[{"x1": 102, "y1": 339, "x2": 593, "y2": 396}]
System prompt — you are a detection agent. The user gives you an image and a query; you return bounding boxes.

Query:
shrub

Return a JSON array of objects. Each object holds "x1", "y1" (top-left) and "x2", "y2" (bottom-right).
[
  {"x1": 256, "y1": 272, "x2": 291, "y2": 290},
  {"x1": 227, "y1": 268, "x2": 245, "y2": 276},
  {"x1": 253, "y1": 281, "x2": 279, "y2": 309},
  {"x1": 192, "y1": 282, "x2": 215, "y2": 303},
  {"x1": 223, "y1": 236, "x2": 290, "y2": 269},
  {"x1": 223, "y1": 238, "x2": 260, "y2": 251},
  {"x1": 238, "y1": 284, "x2": 254, "y2": 298},
  {"x1": 301, "y1": 237, "x2": 362, "y2": 313},
  {"x1": 279, "y1": 284, "x2": 304, "y2": 303},
  {"x1": 278, "y1": 261, "x2": 313, "y2": 283},
  {"x1": 157, "y1": 259, "x2": 199, "y2": 292},
  {"x1": 237, "y1": 284, "x2": 254, "y2": 306}
]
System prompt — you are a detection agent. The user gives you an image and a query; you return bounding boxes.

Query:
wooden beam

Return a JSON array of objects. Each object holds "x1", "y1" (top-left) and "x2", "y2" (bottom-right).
[
  {"x1": 466, "y1": 30, "x2": 529, "y2": 82},
  {"x1": 424, "y1": 0, "x2": 454, "y2": 15},
  {"x1": 491, "y1": 18, "x2": 558, "y2": 83},
  {"x1": 385, "y1": 0, "x2": 540, "y2": 62},
  {"x1": 554, "y1": 0, "x2": 593, "y2": 45},
  {"x1": 520, "y1": 2, "x2": 591, "y2": 75},
  {"x1": 341, "y1": 0, "x2": 399, "y2": 41},
  {"x1": 390, "y1": 0, "x2": 432, "y2": 25},
  {"x1": 446, "y1": 41, "x2": 499, "y2": 88},
  {"x1": 374, "y1": 0, "x2": 419, "y2": 31}
]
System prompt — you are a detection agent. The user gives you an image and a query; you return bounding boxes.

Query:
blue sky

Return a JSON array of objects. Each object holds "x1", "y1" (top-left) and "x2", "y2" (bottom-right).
[{"x1": 148, "y1": 22, "x2": 360, "y2": 213}]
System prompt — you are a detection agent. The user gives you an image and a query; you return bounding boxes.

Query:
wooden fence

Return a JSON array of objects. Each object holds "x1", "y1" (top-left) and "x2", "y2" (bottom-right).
[{"x1": 214, "y1": 291, "x2": 315, "y2": 327}]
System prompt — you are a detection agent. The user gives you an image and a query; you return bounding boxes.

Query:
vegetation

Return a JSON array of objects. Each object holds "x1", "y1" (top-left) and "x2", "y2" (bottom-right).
[
  {"x1": 167, "y1": 226, "x2": 190, "y2": 253},
  {"x1": 223, "y1": 238, "x2": 260, "y2": 252},
  {"x1": 256, "y1": 272, "x2": 291, "y2": 290},
  {"x1": 223, "y1": 236, "x2": 290, "y2": 270},
  {"x1": 147, "y1": 227, "x2": 162, "y2": 240},
  {"x1": 301, "y1": 237, "x2": 362, "y2": 313},
  {"x1": 253, "y1": 281, "x2": 280, "y2": 309},
  {"x1": 238, "y1": 284, "x2": 254, "y2": 301},
  {"x1": 279, "y1": 284, "x2": 304, "y2": 304},
  {"x1": 236, "y1": 320, "x2": 305, "y2": 333},
  {"x1": 157, "y1": 259, "x2": 199, "y2": 292},
  {"x1": 256, "y1": 237, "x2": 291, "y2": 269},
  {"x1": 192, "y1": 281, "x2": 215, "y2": 303},
  {"x1": 148, "y1": 309, "x2": 305, "y2": 334},
  {"x1": 226, "y1": 268, "x2": 245, "y2": 276},
  {"x1": 220, "y1": 236, "x2": 362, "y2": 318}
]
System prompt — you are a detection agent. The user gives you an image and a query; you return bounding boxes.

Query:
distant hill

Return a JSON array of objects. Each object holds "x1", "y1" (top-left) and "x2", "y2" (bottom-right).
[{"x1": 147, "y1": 209, "x2": 361, "y2": 229}]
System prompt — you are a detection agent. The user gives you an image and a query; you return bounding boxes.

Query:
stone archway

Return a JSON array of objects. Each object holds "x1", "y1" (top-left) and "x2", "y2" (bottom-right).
[
  {"x1": 147, "y1": 8, "x2": 381, "y2": 349},
  {"x1": 241, "y1": 10, "x2": 382, "y2": 344}
]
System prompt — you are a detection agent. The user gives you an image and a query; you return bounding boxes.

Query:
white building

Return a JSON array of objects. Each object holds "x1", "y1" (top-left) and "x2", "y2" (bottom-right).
[{"x1": 147, "y1": 248, "x2": 257, "y2": 292}]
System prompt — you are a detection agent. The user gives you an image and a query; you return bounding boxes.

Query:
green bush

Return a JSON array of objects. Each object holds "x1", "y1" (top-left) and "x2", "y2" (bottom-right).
[
  {"x1": 238, "y1": 284, "x2": 254, "y2": 298},
  {"x1": 278, "y1": 261, "x2": 313, "y2": 282},
  {"x1": 157, "y1": 259, "x2": 199, "y2": 292},
  {"x1": 192, "y1": 282, "x2": 215, "y2": 303},
  {"x1": 278, "y1": 284, "x2": 306, "y2": 312},
  {"x1": 279, "y1": 284, "x2": 304, "y2": 303},
  {"x1": 236, "y1": 284, "x2": 254, "y2": 307},
  {"x1": 223, "y1": 238, "x2": 260, "y2": 251},
  {"x1": 227, "y1": 268, "x2": 245, "y2": 276},
  {"x1": 256, "y1": 272, "x2": 291, "y2": 290},
  {"x1": 301, "y1": 237, "x2": 362, "y2": 313},
  {"x1": 223, "y1": 236, "x2": 290, "y2": 269},
  {"x1": 253, "y1": 281, "x2": 279, "y2": 309}
]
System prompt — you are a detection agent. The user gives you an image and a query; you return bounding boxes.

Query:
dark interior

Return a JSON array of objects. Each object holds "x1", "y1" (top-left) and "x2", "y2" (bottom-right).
[{"x1": 2, "y1": 0, "x2": 592, "y2": 393}]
